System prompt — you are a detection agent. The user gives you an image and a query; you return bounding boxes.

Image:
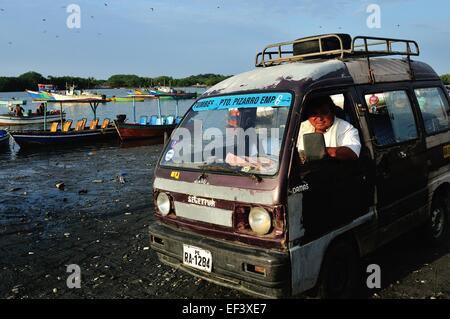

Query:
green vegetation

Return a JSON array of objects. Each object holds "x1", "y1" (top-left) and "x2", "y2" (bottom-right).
[
  {"x1": 106, "y1": 73, "x2": 230, "y2": 88},
  {"x1": 440, "y1": 74, "x2": 450, "y2": 85},
  {"x1": 0, "y1": 72, "x2": 231, "y2": 92}
]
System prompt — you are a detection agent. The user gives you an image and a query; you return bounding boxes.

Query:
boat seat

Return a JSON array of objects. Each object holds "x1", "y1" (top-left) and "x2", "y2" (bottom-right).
[
  {"x1": 175, "y1": 116, "x2": 182, "y2": 124},
  {"x1": 75, "y1": 118, "x2": 87, "y2": 131},
  {"x1": 63, "y1": 120, "x2": 72, "y2": 132},
  {"x1": 89, "y1": 118, "x2": 99, "y2": 130},
  {"x1": 149, "y1": 115, "x2": 158, "y2": 125},
  {"x1": 166, "y1": 115, "x2": 175, "y2": 125},
  {"x1": 50, "y1": 122, "x2": 59, "y2": 133},
  {"x1": 101, "y1": 118, "x2": 110, "y2": 129},
  {"x1": 140, "y1": 116, "x2": 148, "y2": 125},
  {"x1": 155, "y1": 117, "x2": 163, "y2": 125}
]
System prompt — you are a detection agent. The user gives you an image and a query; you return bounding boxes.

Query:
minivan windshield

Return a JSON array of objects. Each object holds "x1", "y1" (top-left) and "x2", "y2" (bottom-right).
[{"x1": 160, "y1": 92, "x2": 292, "y2": 176}]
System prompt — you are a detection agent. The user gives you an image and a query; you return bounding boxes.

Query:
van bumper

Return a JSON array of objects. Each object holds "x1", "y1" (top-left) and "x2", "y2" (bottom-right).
[{"x1": 149, "y1": 221, "x2": 291, "y2": 298}]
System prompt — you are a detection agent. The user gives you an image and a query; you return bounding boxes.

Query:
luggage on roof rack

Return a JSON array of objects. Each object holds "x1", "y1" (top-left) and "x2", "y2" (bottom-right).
[{"x1": 255, "y1": 34, "x2": 420, "y2": 68}]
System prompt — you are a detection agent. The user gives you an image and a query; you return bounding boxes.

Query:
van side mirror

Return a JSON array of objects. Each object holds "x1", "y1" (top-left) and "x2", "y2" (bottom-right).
[{"x1": 303, "y1": 133, "x2": 327, "y2": 162}]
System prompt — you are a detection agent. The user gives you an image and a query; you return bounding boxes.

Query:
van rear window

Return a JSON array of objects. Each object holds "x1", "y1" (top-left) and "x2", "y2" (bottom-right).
[{"x1": 414, "y1": 87, "x2": 450, "y2": 135}]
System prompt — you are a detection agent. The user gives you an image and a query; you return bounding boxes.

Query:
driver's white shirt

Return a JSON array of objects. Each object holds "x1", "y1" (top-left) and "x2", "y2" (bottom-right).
[{"x1": 297, "y1": 117, "x2": 361, "y2": 157}]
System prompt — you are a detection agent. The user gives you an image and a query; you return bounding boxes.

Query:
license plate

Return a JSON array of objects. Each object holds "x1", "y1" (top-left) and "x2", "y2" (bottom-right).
[{"x1": 183, "y1": 244, "x2": 212, "y2": 273}]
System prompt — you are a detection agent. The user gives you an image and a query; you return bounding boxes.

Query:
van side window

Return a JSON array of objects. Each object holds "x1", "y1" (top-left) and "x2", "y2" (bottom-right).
[
  {"x1": 366, "y1": 91, "x2": 418, "y2": 146},
  {"x1": 414, "y1": 87, "x2": 450, "y2": 135}
]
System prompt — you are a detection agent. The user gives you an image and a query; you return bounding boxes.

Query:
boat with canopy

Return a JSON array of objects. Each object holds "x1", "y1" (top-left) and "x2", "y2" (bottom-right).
[
  {"x1": 10, "y1": 98, "x2": 118, "y2": 148},
  {"x1": 113, "y1": 95, "x2": 180, "y2": 141}
]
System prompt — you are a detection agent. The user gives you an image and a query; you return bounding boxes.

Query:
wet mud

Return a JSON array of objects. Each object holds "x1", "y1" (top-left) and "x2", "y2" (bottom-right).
[{"x1": 0, "y1": 142, "x2": 448, "y2": 299}]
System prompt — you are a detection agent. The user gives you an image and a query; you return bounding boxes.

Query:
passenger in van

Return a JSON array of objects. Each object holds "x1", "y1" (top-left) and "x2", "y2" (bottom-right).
[{"x1": 297, "y1": 96, "x2": 361, "y2": 160}]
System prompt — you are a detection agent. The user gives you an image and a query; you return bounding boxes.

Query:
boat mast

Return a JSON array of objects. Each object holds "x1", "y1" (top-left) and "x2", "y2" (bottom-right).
[
  {"x1": 43, "y1": 102, "x2": 47, "y2": 130},
  {"x1": 157, "y1": 96, "x2": 162, "y2": 120},
  {"x1": 60, "y1": 102, "x2": 63, "y2": 129},
  {"x1": 133, "y1": 96, "x2": 136, "y2": 123}
]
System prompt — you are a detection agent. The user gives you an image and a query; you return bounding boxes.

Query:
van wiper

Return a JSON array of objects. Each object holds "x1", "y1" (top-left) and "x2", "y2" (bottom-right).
[{"x1": 198, "y1": 163, "x2": 263, "y2": 183}]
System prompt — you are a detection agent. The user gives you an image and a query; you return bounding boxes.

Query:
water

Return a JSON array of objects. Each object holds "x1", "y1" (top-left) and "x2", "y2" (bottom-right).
[{"x1": 0, "y1": 87, "x2": 206, "y2": 160}]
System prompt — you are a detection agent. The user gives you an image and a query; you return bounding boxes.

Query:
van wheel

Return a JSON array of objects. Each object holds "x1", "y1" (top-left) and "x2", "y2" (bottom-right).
[
  {"x1": 317, "y1": 240, "x2": 360, "y2": 299},
  {"x1": 425, "y1": 196, "x2": 449, "y2": 246}
]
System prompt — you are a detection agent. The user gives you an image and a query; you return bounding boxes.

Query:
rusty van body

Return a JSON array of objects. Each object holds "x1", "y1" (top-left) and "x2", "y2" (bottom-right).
[{"x1": 149, "y1": 34, "x2": 450, "y2": 298}]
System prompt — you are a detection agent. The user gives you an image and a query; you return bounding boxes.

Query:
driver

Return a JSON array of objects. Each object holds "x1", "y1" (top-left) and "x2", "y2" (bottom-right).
[{"x1": 297, "y1": 96, "x2": 361, "y2": 160}]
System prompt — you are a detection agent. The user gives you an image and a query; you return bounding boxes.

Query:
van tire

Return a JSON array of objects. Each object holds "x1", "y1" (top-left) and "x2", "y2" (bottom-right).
[
  {"x1": 424, "y1": 196, "x2": 450, "y2": 246},
  {"x1": 317, "y1": 240, "x2": 360, "y2": 299}
]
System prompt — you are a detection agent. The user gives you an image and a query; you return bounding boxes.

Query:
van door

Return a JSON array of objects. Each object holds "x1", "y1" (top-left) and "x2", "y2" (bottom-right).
[
  {"x1": 293, "y1": 89, "x2": 372, "y2": 242},
  {"x1": 361, "y1": 87, "x2": 428, "y2": 226}
]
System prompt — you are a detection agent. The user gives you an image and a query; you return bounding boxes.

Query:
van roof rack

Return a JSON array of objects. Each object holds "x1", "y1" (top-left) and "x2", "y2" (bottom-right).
[{"x1": 255, "y1": 34, "x2": 420, "y2": 68}]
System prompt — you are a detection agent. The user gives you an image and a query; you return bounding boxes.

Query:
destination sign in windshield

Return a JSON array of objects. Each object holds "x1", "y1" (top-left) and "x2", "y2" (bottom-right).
[{"x1": 192, "y1": 92, "x2": 292, "y2": 111}]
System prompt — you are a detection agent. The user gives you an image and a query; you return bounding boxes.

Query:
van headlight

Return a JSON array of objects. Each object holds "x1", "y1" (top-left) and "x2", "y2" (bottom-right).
[
  {"x1": 248, "y1": 207, "x2": 271, "y2": 235},
  {"x1": 156, "y1": 192, "x2": 171, "y2": 216}
]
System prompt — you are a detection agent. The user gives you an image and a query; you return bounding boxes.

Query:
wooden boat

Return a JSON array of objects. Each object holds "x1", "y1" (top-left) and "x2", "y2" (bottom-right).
[
  {"x1": 0, "y1": 112, "x2": 64, "y2": 125},
  {"x1": 10, "y1": 99, "x2": 117, "y2": 149},
  {"x1": 113, "y1": 95, "x2": 180, "y2": 141},
  {"x1": 148, "y1": 86, "x2": 197, "y2": 99},
  {"x1": 111, "y1": 96, "x2": 145, "y2": 102},
  {"x1": 0, "y1": 129, "x2": 10, "y2": 147},
  {"x1": 10, "y1": 122, "x2": 117, "y2": 148},
  {"x1": 27, "y1": 90, "x2": 105, "y2": 101},
  {"x1": 114, "y1": 120, "x2": 175, "y2": 141}
]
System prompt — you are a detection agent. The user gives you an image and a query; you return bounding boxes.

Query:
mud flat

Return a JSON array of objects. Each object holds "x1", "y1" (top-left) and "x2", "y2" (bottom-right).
[{"x1": 0, "y1": 142, "x2": 448, "y2": 299}]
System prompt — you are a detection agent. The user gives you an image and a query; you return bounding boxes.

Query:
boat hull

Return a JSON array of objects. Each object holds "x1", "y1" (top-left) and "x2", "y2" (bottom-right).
[
  {"x1": 111, "y1": 97, "x2": 145, "y2": 102},
  {"x1": 0, "y1": 113, "x2": 64, "y2": 125},
  {"x1": 114, "y1": 121, "x2": 175, "y2": 141},
  {"x1": 26, "y1": 90, "x2": 54, "y2": 100},
  {"x1": 0, "y1": 130, "x2": 9, "y2": 147},
  {"x1": 50, "y1": 93, "x2": 104, "y2": 101},
  {"x1": 10, "y1": 127, "x2": 118, "y2": 148},
  {"x1": 26, "y1": 90, "x2": 104, "y2": 101},
  {"x1": 148, "y1": 91, "x2": 197, "y2": 99}
]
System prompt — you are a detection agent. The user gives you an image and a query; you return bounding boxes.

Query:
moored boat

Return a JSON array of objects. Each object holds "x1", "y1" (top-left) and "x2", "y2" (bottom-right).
[
  {"x1": 110, "y1": 96, "x2": 145, "y2": 102},
  {"x1": 148, "y1": 86, "x2": 197, "y2": 99},
  {"x1": 10, "y1": 120, "x2": 117, "y2": 148},
  {"x1": 114, "y1": 119, "x2": 176, "y2": 141},
  {"x1": 0, "y1": 112, "x2": 64, "y2": 125},
  {"x1": 10, "y1": 98, "x2": 118, "y2": 149},
  {"x1": 113, "y1": 95, "x2": 180, "y2": 141},
  {"x1": 26, "y1": 84, "x2": 105, "y2": 102}
]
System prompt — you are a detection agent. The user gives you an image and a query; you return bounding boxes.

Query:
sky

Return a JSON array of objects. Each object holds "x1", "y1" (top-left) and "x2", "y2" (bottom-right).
[{"x1": 0, "y1": 0, "x2": 449, "y2": 79}]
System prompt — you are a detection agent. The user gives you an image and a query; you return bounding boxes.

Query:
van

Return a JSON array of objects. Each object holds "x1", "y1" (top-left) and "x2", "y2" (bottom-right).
[{"x1": 149, "y1": 34, "x2": 450, "y2": 298}]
